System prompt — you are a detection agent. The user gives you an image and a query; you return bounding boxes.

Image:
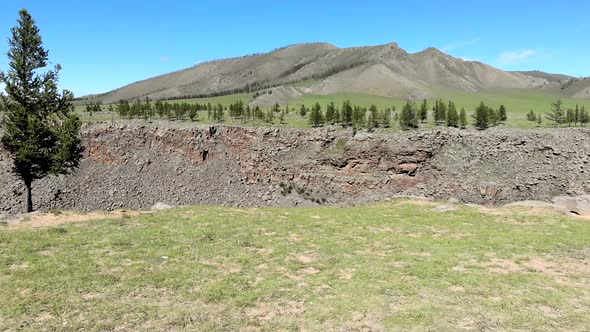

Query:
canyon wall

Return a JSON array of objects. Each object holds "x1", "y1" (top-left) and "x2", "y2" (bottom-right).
[{"x1": 1, "y1": 124, "x2": 589, "y2": 214}]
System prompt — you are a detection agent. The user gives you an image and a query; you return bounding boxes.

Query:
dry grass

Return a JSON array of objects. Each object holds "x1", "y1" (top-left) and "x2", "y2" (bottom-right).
[{"x1": 1, "y1": 199, "x2": 589, "y2": 330}]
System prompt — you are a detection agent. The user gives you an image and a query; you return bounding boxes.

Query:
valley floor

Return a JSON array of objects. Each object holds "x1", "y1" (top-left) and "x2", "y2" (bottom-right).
[{"x1": 1, "y1": 199, "x2": 589, "y2": 331}]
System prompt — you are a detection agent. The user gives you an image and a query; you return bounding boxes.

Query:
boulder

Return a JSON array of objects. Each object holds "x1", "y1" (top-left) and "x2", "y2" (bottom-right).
[
  {"x1": 151, "y1": 202, "x2": 173, "y2": 210},
  {"x1": 552, "y1": 195, "x2": 590, "y2": 216}
]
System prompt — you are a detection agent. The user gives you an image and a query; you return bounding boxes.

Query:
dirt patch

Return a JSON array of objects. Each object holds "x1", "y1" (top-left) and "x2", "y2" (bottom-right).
[
  {"x1": 5, "y1": 210, "x2": 150, "y2": 230},
  {"x1": 9, "y1": 262, "x2": 29, "y2": 271},
  {"x1": 395, "y1": 199, "x2": 436, "y2": 207},
  {"x1": 523, "y1": 257, "x2": 590, "y2": 285},
  {"x1": 485, "y1": 258, "x2": 522, "y2": 274},
  {"x1": 338, "y1": 268, "x2": 357, "y2": 280},
  {"x1": 337, "y1": 311, "x2": 385, "y2": 332},
  {"x1": 296, "y1": 254, "x2": 316, "y2": 264},
  {"x1": 448, "y1": 285, "x2": 465, "y2": 292},
  {"x1": 244, "y1": 300, "x2": 305, "y2": 322},
  {"x1": 537, "y1": 305, "x2": 563, "y2": 319},
  {"x1": 479, "y1": 205, "x2": 562, "y2": 219},
  {"x1": 301, "y1": 267, "x2": 320, "y2": 275},
  {"x1": 454, "y1": 254, "x2": 590, "y2": 286}
]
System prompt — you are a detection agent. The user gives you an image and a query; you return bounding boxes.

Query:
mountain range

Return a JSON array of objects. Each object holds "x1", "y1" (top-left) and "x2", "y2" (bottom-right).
[{"x1": 91, "y1": 42, "x2": 590, "y2": 105}]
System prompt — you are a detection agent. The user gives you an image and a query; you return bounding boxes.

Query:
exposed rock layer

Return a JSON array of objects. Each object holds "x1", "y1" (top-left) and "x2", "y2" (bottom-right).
[{"x1": 1, "y1": 124, "x2": 589, "y2": 214}]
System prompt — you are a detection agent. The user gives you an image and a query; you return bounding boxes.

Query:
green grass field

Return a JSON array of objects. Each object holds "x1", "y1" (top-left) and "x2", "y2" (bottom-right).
[
  {"x1": 1, "y1": 199, "x2": 589, "y2": 330},
  {"x1": 73, "y1": 89, "x2": 590, "y2": 130}
]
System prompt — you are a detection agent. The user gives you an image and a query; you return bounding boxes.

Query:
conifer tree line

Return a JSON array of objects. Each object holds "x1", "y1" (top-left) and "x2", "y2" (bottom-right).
[
  {"x1": 84, "y1": 96, "x2": 590, "y2": 130},
  {"x1": 526, "y1": 101, "x2": 589, "y2": 127},
  {"x1": 84, "y1": 101, "x2": 102, "y2": 116},
  {"x1": 397, "y1": 99, "x2": 505, "y2": 130}
]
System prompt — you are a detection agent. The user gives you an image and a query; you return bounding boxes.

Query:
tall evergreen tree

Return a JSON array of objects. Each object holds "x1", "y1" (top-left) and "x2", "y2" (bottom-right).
[
  {"x1": 446, "y1": 101, "x2": 459, "y2": 127},
  {"x1": 308, "y1": 102, "x2": 323, "y2": 127},
  {"x1": 399, "y1": 101, "x2": 418, "y2": 129},
  {"x1": 325, "y1": 101, "x2": 336, "y2": 124},
  {"x1": 299, "y1": 104, "x2": 307, "y2": 117},
  {"x1": 580, "y1": 106, "x2": 589, "y2": 127},
  {"x1": 545, "y1": 99, "x2": 565, "y2": 128},
  {"x1": 489, "y1": 107, "x2": 500, "y2": 126},
  {"x1": 566, "y1": 108, "x2": 575, "y2": 127},
  {"x1": 526, "y1": 109, "x2": 536, "y2": 121},
  {"x1": 459, "y1": 108, "x2": 467, "y2": 128},
  {"x1": 433, "y1": 99, "x2": 447, "y2": 125},
  {"x1": 380, "y1": 108, "x2": 391, "y2": 128},
  {"x1": 367, "y1": 104, "x2": 379, "y2": 129},
  {"x1": 419, "y1": 99, "x2": 429, "y2": 123},
  {"x1": 498, "y1": 105, "x2": 507, "y2": 122},
  {"x1": 351, "y1": 106, "x2": 366, "y2": 129},
  {"x1": 0, "y1": 9, "x2": 83, "y2": 212},
  {"x1": 472, "y1": 101, "x2": 490, "y2": 130},
  {"x1": 340, "y1": 100, "x2": 353, "y2": 127}
]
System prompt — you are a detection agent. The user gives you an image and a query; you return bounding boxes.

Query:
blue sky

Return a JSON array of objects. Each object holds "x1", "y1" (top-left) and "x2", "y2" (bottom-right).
[{"x1": 1, "y1": 1, "x2": 588, "y2": 97}]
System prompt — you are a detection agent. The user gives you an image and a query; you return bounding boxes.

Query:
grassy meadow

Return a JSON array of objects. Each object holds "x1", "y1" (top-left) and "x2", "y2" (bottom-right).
[
  {"x1": 73, "y1": 88, "x2": 590, "y2": 130},
  {"x1": 1, "y1": 199, "x2": 589, "y2": 330}
]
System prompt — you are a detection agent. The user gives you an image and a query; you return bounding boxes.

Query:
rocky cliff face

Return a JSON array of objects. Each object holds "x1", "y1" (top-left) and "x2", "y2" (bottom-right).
[{"x1": 1, "y1": 124, "x2": 589, "y2": 214}]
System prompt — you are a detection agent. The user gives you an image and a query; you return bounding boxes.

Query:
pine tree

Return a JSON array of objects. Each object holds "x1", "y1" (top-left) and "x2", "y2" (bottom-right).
[
  {"x1": 574, "y1": 104, "x2": 580, "y2": 126},
  {"x1": 566, "y1": 108, "x2": 575, "y2": 127},
  {"x1": 446, "y1": 101, "x2": 459, "y2": 127},
  {"x1": 367, "y1": 105, "x2": 379, "y2": 129},
  {"x1": 472, "y1": 101, "x2": 490, "y2": 130},
  {"x1": 419, "y1": 99, "x2": 429, "y2": 123},
  {"x1": 536, "y1": 114, "x2": 543, "y2": 126},
  {"x1": 308, "y1": 102, "x2": 323, "y2": 127},
  {"x1": 341, "y1": 100, "x2": 353, "y2": 127},
  {"x1": 325, "y1": 101, "x2": 336, "y2": 124},
  {"x1": 545, "y1": 99, "x2": 565, "y2": 128},
  {"x1": 580, "y1": 106, "x2": 589, "y2": 127},
  {"x1": 299, "y1": 104, "x2": 307, "y2": 117},
  {"x1": 85, "y1": 103, "x2": 93, "y2": 117},
  {"x1": 351, "y1": 106, "x2": 366, "y2": 129},
  {"x1": 459, "y1": 108, "x2": 467, "y2": 128},
  {"x1": 498, "y1": 105, "x2": 507, "y2": 122},
  {"x1": 433, "y1": 99, "x2": 447, "y2": 125},
  {"x1": 399, "y1": 101, "x2": 418, "y2": 129},
  {"x1": 188, "y1": 105, "x2": 198, "y2": 121},
  {"x1": 245, "y1": 105, "x2": 251, "y2": 120},
  {"x1": 489, "y1": 107, "x2": 500, "y2": 126},
  {"x1": 0, "y1": 9, "x2": 82, "y2": 212},
  {"x1": 526, "y1": 109, "x2": 536, "y2": 121},
  {"x1": 380, "y1": 108, "x2": 391, "y2": 128}
]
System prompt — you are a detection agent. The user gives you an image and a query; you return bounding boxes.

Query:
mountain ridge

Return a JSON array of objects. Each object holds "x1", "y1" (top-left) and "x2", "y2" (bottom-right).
[{"x1": 89, "y1": 42, "x2": 582, "y2": 104}]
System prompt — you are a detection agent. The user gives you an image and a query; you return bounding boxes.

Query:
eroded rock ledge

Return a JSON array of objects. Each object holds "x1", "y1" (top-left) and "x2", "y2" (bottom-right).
[{"x1": 1, "y1": 124, "x2": 589, "y2": 214}]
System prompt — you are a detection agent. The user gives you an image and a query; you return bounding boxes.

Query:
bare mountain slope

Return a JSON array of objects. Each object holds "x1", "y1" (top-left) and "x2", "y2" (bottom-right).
[
  {"x1": 510, "y1": 70, "x2": 574, "y2": 83},
  {"x1": 540, "y1": 77, "x2": 590, "y2": 100},
  {"x1": 95, "y1": 42, "x2": 551, "y2": 103}
]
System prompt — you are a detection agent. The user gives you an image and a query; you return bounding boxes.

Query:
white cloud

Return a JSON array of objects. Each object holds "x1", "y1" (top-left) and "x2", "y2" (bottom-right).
[
  {"x1": 159, "y1": 56, "x2": 172, "y2": 62},
  {"x1": 497, "y1": 50, "x2": 536, "y2": 65}
]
